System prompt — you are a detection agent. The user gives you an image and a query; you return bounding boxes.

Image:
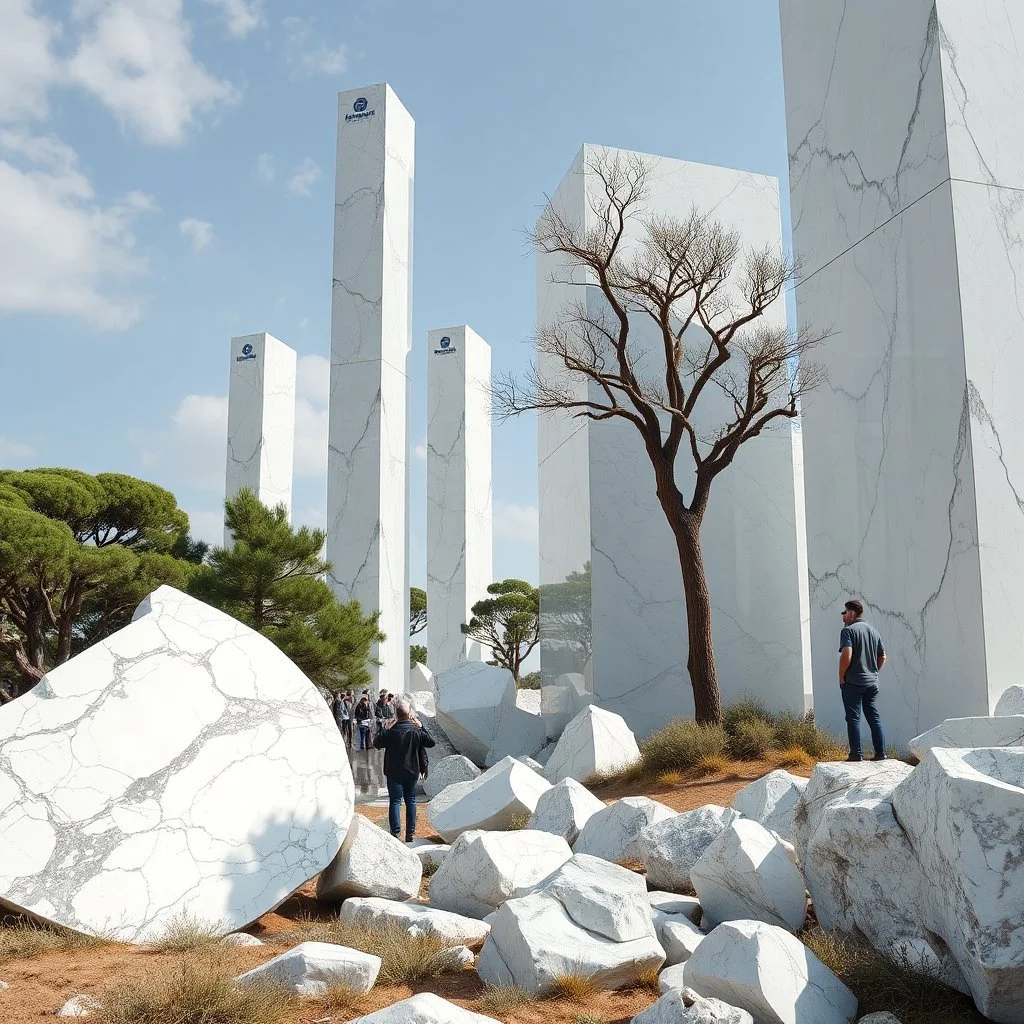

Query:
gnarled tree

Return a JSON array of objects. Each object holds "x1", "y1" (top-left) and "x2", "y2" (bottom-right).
[{"x1": 494, "y1": 154, "x2": 825, "y2": 724}]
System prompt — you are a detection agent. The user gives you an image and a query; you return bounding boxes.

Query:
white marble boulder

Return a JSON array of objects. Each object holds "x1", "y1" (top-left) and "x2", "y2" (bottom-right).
[
  {"x1": 434, "y1": 661, "x2": 546, "y2": 766},
  {"x1": 0, "y1": 586, "x2": 353, "y2": 943},
  {"x1": 347, "y1": 992, "x2": 501, "y2": 1022},
  {"x1": 411, "y1": 841, "x2": 451, "y2": 873},
  {"x1": 683, "y1": 920, "x2": 858, "y2": 1024},
  {"x1": 891, "y1": 747, "x2": 1024, "y2": 1022},
  {"x1": 516, "y1": 689, "x2": 542, "y2": 716},
  {"x1": 316, "y1": 813, "x2": 421, "y2": 902},
  {"x1": 661, "y1": 918, "x2": 705, "y2": 966},
  {"x1": 527, "y1": 777, "x2": 605, "y2": 845},
  {"x1": 429, "y1": 756, "x2": 551, "y2": 842},
  {"x1": 691, "y1": 819, "x2": 806, "y2": 932},
  {"x1": 338, "y1": 896, "x2": 490, "y2": 947},
  {"x1": 732, "y1": 770, "x2": 808, "y2": 843},
  {"x1": 659, "y1": 963, "x2": 689, "y2": 994},
  {"x1": 407, "y1": 690, "x2": 437, "y2": 718},
  {"x1": 908, "y1": 716, "x2": 1024, "y2": 761},
  {"x1": 236, "y1": 941, "x2": 380, "y2": 996},
  {"x1": 424, "y1": 754, "x2": 482, "y2": 801},
  {"x1": 57, "y1": 995, "x2": 102, "y2": 1017},
  {"x1": 409, "y1": 662, "x2": 436, "y2": 699},
  {"x1": 544, "y1": 705, "x2": 641, "y2": 783},
  {"x1": 633, "y1": 988, "x2": 754, "y2": 1024},
  {"x1": 624, "y1": 805, "x2": 737, "y2": 892},
  {"x1": 477, "y1": 890, "x2": 665, "y2": 996},
  {"x1": 994, "y1": 685, "x2": 1024, "y2": 716},
  {"x1": 649, "y1": 891, "x2": 702, "y2": 949},
  {"x1": 428, "y1": 829, "x2": 572, "y2": 919},
  {"x1": 575, "y1": 796, "x2": 677, "y2": 863},
  {"x1": 541, "y1": 671, "x2": 594, "y2": 740}
]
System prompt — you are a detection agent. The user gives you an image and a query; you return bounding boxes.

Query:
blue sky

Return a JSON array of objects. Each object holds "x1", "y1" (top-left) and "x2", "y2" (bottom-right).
[{"x1": 0, "y1": 0, "x2": 790, "y2": 589}]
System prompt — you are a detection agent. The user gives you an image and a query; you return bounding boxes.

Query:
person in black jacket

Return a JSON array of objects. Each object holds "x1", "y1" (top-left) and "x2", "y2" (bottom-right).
[{"x1": 373, "y1": 698, "x2": 434, "y2": 841}]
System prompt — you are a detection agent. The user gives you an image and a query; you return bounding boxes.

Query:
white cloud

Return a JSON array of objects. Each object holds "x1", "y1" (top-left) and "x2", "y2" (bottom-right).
[
  {"x1": 179, "y1": 216, "x2": 213, "y2": 251},
  {"x1": 203, "y1": 0, "x2": 263, "y2": 38},
  {"x1": 294, "y1": 354, "x2": 329, "y2": 476},
  {"x1": 0, "y1": 0, "x2": 60, "y2": 123},
  {"x1": 282, "y1": 16, "x2": 348, "y2": 77},
  {"x1": 0, "y1": 129, "x2": 155, "y2": 328},
  {"x1": 296, "y1": 353, "x2": 329, "y2": 406},
  {"x1": 168, "y1": 393, "x2": 229, "y2": 489},
  {"x1": 286, "y1": 157, "x2": 321, "y2": 198},
  {"x1": 414, "y1": 442, "x2": 427, "y2": 462},
  {"x1": 0, "y1": 436, "x2": 35, "y2": 462},
  {"x1": 67, "y1": 0, "x2": 240, "y2": 146},
  {"x1": 254, "y1": 151, "x2": 275, "y2": 184},
  {"x1": 493, "y1": 501, "x2": 539, "y2": 542}
]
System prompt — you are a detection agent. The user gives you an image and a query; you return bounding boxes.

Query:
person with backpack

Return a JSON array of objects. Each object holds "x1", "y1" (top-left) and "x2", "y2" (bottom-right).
[
  {"x1": 373, "y1": 699, "x2": 435, "y2": 841},
  {"x1": 354, "y1": 695, "x2": 374, "y2": 750}
]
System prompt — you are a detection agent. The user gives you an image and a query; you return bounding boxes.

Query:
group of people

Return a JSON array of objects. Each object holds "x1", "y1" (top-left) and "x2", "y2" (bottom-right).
[{"x1": 331, "y1": 689, "x2": 406, "y2": 750}]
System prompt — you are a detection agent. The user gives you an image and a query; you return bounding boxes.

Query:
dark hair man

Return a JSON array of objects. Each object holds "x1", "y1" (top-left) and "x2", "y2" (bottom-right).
[
  {"x1": 839, "y1": 599, "x2": 887, "y2": 762},
  {"x1": 373, "y1": 699, "x2": 435, "y2": 841}
]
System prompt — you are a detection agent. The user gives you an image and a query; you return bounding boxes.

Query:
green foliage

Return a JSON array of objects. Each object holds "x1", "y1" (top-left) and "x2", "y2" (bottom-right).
[
  {"x1": 461, "y1": 578, "x2": 540, "y2": 682},
  {"x1": 518, "y1": 670, "x2": 542, "y2": 690},
  {"x1": 638, "y1": 719, "x2": 728, "y2": 775},
  {"x1": 410, "y1": 643, "x2": 427, "y2": 668},
  {"x1": 0, "y1": 469, "x2": 199, "y2": 696},
  {"x1": 410, "y1": 585, "x2": 427, "y2": 635},
  {"x1": 728, "y1": 718, "x2": 777, "y2": 760},
  {"x1": 772, "y1": 710, "x2": 844, "y2": 758},
  {"x1": 721, "y1": 696, "x2": 776, "y2": 735},
  {"x1": 191, "y1": 490, "x2": 383, "y2": 691}
]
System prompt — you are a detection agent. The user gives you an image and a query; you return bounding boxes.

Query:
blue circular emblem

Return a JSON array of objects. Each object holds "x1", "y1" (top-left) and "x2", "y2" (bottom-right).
[
  {"x1": 353, "y1": 97, "x2": 368, "y2": 113},
  {"x1": 440, "y1": 336, "x2": 451, "y2": 349},
  {"x1": 241, "y1": 343, "x2": 253, "y2": 356}
]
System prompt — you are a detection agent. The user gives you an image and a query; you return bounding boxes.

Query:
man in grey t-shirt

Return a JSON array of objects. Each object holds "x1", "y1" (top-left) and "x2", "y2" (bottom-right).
[{"x1": 838, "y1": 599, "x2": 886, "y2": 762}]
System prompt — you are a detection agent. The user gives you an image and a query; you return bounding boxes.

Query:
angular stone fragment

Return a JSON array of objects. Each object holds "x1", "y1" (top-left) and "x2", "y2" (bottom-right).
[
  {"x1": 235, "y1": 941, "x2": 380, "y2": 996},
  {"x1": 908, "y1": 715, "x2": 1024, "y2": 760},
  {"x1": 222, "y1": 932, "x2": 263, "y2": 947},
  {"x1": 430, "y1": 757, "x2": 551, "y2": 842},
  {"x1": 659, "y1": 962, "x2": 688, "y2": 994},
  {"x1": 633, "y1": 987, "x2": 754, "y2": 1024},
  {"x1": 662, "y1": 918, "x2": 705, "y2": 965},
  {"x1": 429, "y1": 830, "x2": 572, "y2": 919},
  {"x1": 316, "y1": 814, "x2": 421, "y2": 902},
  {"x1": 517, "y1": 756, "x2": 545, "y2": 773},
  {"x1": 516, "y1": 690, "x2": 542, "y2": 716},
  {"x1": 338, "y1": 896, "x2": 490, "y2": 946},
  {"x1": 57, "y1": 995, "x2": 102, "y2": 1018},
  {"x1": 424, "y1": 755, "x2": 482, "y2": 801},
  {"x1": 544, "y1": 705, "x2": 641, "y2": 783},
  {"x1": 683, "y1": 920, "x2": 857, "y2": 1024},
  {"x1": 624, "y1": 805, "x2": 737, "y2": 891},
  {"x1": 0, "y1": 586, "x2": 353, "y2": 943},
  {"x1": 575, "y1": 796, "x2": 677, "y2": 863},
  {"x1": 410, "y1": 841, "x2": 451, "y2": 873},
  {"x1": 346, "y1": 992, "x2": 501, "y2": 1022},
  {"x1": 732, "y1": 770, "x2": 808, "y2": 843},
  {"x1": 649, "y1": 891, "x2": 703, "y2": 948},
  {"x1": 994, "y1": 685, "x2": 1024, "y2": 716},
  {"x1": 691, "y1": 819, "x2": 807, "y2": 931},
  {"x1": 527, "y1": 777, "x2": 605, "y2": 845}
]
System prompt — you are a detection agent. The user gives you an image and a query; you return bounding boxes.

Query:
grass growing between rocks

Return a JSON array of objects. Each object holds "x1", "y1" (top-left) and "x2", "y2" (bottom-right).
[
  {"x1": 802, "y1": 929, "x2": 987, "y2": 1024},
  {"x1": 146, "y1": 915, "x2": 224, "y2": 953},
  {"x1": 0, "y1": 918, "x2": 109, "y2": 963},
  {"x1": 479, "y1": 983, "x2": 534, "y2": 1015},
  {"x1": 549, "y1": 972, "x2": 597, "y2": 1003},
  {"x1": 633, "y1": 969, "x2": 662, "y2": 995}
]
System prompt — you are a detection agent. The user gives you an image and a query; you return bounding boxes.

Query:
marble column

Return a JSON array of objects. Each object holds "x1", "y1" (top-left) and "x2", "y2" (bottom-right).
[
  {"x1": 426, "y1": 326, "x2": 493, "y2": 674},
  {"x1": 538, "y1": 145, "x2": 811, "y2": 740},
  {"x1": 224, "y1": 332, "x2": 296, "y2": 543},
  {"x1": 781, "y1": 0, "x2": 1024, "y2": 747},
  {"x1": 326, "y1": 84, "x2": 414, "y2": 695}
]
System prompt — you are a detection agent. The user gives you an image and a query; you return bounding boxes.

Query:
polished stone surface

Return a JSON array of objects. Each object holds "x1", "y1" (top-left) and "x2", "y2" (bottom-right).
[{"x1": 326, "y1": 83, "x2": 414, "y2": 694}]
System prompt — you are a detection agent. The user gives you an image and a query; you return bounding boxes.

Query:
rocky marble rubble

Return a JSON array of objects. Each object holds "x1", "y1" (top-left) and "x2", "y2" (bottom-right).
[
  {"x1": 731, "y1": 770, "x2": 807, "y2": 843},
  {"x1": 428, "y1": 829, "x2": 572, "y2": 919},
  {"x1": 316, "y1": 814, "x2": 421, "y2": 902},
  {"x1": 429, "y1": 757, "x2": 551, "y2": 842},
  {"x1": 527, "y1": 777, "x2": 605, "y2": 845},
  {"x1": 236, "y1": 941, "x2": 381, "y2": 996},
  {"x1": 0, "y1": 586, "x2": 354, "y2": 943},
  {"x1": 633, "y1": 987, "x2": 754, "y2": 1024},
  {"x1": 57, "y1": 995, "x2": 102, "y2": 1017},
  {"x1": 411, "y1": 841, "x2": 451, "y2": 873},
  {"x1": 575, "y1": 796, "x2": 677, "y2": 863},
  {"x1": 661, "y1": 918, "x2": 705, "y2": 965},
  {"x1": 338, "y1": 896, "x2": 490, "y2": 946},
  {"x1": 994, "y1": 685, "x2": 1024, "y2": 716},
  {"x1": 348, "y1": 992, "x2": 501, "y2": 1022},
  {"x1": 649, "y1": 891, "x2": 703, "y2": 949},
  {"x1": 423, "y1": 755, "x2": 481, "y2": 801},
  {"x1": 544, "y1": 705, "x2": 641, "y2": 783},
  {"x1": 682, "y1": 920, "x2": 858, "y2": 1024},
  {"x1": 908, "y1": 715, "x2": 1024, "y2": 760},
  {"x1": 515, "y1": 689, "x2": 542, "y2": 716},
  {"x1": 624, "y1": 805, "x2": 737, "y2": 892}
]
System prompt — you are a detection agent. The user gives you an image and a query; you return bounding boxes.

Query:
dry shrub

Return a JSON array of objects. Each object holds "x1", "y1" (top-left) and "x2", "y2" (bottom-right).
[
  {"x1": 574, "y1": 1014, "x2": 608, "y2": 1024},
  {"x1": 146, "y1": 915, "x2": 223, "y2": 953},
  {"x1": 421, "y1": 858, "x2": 440, "y2": 878},
  {"x1": 615, "y1": 858, "x2": 647, "y2": 875},
  {"x1": 692, "y1": 753, "x2": 732, "y2": 777},
  {"x1": 102, "y1": 952, "x2": 292, "y2": 1024},
  {"x1": 801, "y1": 928, "x2": 985, "y2": 1024},
  {"x1": 318, "y1": 984, "x2": 365, "y2": 1017},
  {"x1": 657, "y1": 770, "x2": 685, "y2": 787},
  {"x1": 728, "y1": 718, "x2": 777, "y2": 760},
  {"x1": 506, "y1": 811, "x2": 532, "y2": 831},
  {"x1": 633, "y1": 968, "x2": 662, "y2": 994},
  {"x1": 480, "y1": 983, "x2": 533, "y2": 1015},
  {"x1": 764, "y1": 746, "x2": 815, "y2": 771},
  {"x1": 722, "y1": 697, "x2": 776, "y2": 736},
  {"x1": 638, "y1": 719, "x2": 728, "y2": 775},
  {"x1": 549, "y1": 972, "x2": 596, "y2": 1002},
  {"x1": 583, "y1": 759, "x2": 644, "y2": 789},
  {"x1": 772, "y1": 710, "x2": 844, "y2": 760},
  {"x1": 0, "y1": 920, "x2": 107, "y2": 962}
]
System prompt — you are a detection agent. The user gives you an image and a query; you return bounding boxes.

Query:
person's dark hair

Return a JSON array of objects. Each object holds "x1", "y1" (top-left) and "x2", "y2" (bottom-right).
[{"x1": 844, "y1": 599, "x2": 864, "y2": 617}]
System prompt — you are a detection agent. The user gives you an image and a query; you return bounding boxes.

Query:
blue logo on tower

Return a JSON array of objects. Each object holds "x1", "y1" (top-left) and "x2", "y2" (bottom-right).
[
  {"x1": 433, "y1": 334, "x2": 457, "y2": 356},
  {"x1": 236, "y1": 342, "x2": 257, "y2": 363},
  {"x1": 345, "y1": 96, "x2": 375, "y2": 123}
]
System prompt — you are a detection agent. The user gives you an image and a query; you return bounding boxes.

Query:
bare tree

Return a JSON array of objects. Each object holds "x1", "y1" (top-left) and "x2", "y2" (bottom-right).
[{"x1": 494, "y1": 154, "x2": 826, "y2": 725}]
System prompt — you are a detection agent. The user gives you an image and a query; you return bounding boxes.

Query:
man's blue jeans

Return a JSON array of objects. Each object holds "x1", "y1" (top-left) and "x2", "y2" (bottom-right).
[
  {"x1": 841, "y1": 682, "x2": 885, "y2": 758},
  {"x1": 387, "y1": 773, "x2": 418, "y2": 840}
]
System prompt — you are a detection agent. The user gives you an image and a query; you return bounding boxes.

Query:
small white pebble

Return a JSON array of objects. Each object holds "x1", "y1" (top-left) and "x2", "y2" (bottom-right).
[{"x1": 221, "y1": 932, "x2": 264, "y2": 947}]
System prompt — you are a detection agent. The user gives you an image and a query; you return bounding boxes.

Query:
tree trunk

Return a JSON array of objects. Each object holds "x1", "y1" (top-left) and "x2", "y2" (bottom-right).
[{"x1": 670, "y1": 509, "x2": 722, "y2": 726}]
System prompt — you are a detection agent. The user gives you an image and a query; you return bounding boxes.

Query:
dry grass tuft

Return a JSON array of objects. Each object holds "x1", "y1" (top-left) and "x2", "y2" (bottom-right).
[
  {"x1": 633, "y1": 968, "x2": 662, "y2": 994},
  {"x1": 721, "y1": 696, "x2": 776, "y2": 735},
  {"x1": 763, "y1": 746, "x2": 816, "y2": 770},
  {"x1": 420, "y1": 858, "x2": 440, "y2": 878},
  {"x1": 274, "y1": 917, "x2": 463, "y2": 984},
  {"x1": 614, "y1": 858, "x2": 647, "y2": 875},
  {"x1": 549, "y1": 972, "x2": 597, "y2": 1003},
  {"x1": 802, "y1": 928, "x2": 986, "y2": 1024},
  {"x1": 583, "y1": 760, "x2": 644, "y2": 789},
  {"x1": 318, "y1": 984, "x2": 366, "y2": 1017},
  {"x1": 0, "y1": 919, "x2": 108, "y2": 962},
  {"x1": 692, "y1": 752, "x2": 733, "y2": 777},
  {"x1": 728, "y1": 717, "x2": 777, "y2": 760},
  {"x1": 102, "y1": 952, "x2": 292, "y2": 1024},
  {"x1": 638, "y1": 719, "x2": 729, "y2": 775},
  {"x1": 657, "y1": 770, "x2": 685, "y2": 787},
  {"x1": 480, "y1": 983, "x2": 533, "y2": 1015},
  {"x1": 506, "y1": 811, "x2": 532, "y2": 830},
  {"x1": 146, "y1": 915, "x2": 224, "y2": 953},
  {"x1": 772, "y1": 711, "x2": 844, "y2": 760},
  {"x1": 574, "y1": 1014, "x2": 608, "y2": 1024}
]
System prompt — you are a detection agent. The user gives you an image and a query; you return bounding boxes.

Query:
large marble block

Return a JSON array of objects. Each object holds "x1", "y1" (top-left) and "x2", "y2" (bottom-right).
[
  {"x1": 781, "y1": 0, "x2": 1024, "y2": 747},
  {"x1": 427, "y1": 325, "x2": 493, "y2": 675},
  {"x1": 224, "y1": 332, "x2": 296, "y2": 542},
  {"x1": 0, "y1": 587, "x2": 354, "y2": 942},
  {"x1": 538, "y1": 144, "x2": 811, "y2": 740},
  {"x1": 326, "y1": 83, "x2": 414, "y2": 695}
]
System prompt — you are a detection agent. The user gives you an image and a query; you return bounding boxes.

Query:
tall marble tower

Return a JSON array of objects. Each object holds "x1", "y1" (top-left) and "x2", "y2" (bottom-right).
[
  {"x1": 224, "y1": 332, "x2": 296, "y2": 543},
  {"x1": 326, "y1": 84, "x2": 414, "y2": 693},
  {"x1": 781, "y1": 0, "x2": 1024, "y2": 746},
  {"x1": 426, "y1": 326, "x2": 493, "y2": 674}
]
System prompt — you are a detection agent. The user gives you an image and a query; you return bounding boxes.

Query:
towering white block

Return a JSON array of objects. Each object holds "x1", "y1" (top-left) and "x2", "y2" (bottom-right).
[
  {"x1": 781, "y1": 0, "x2": 1024, "y2": 746},
  {"x1": 538, "y1": 145, "x2": 811, "y2": 739},
  {"x1": 427, "y1": 326, "x2": 493, "y2": 673},
  {"x1": 326, "y1": 84, "x2": 414, "y2": 694},
  {"x1": 224, "y1": 332, "x2": 296, "y2": 542}
]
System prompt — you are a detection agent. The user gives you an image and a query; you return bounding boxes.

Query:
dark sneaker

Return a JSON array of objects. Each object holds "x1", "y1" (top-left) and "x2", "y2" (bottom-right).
[
  {"x1": 872, "y1": 755, "x2": 887, "y2": 761},
  {"x1": 845, "y1": 756, "x2": 863, "y2": 762}
]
